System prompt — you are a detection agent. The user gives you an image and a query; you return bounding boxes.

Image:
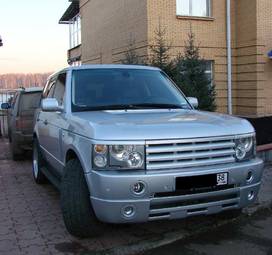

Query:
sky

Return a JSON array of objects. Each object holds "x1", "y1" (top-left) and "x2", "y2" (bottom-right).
[{"x1": 0, "y1": 0, "x2": 70, "y2": 74}]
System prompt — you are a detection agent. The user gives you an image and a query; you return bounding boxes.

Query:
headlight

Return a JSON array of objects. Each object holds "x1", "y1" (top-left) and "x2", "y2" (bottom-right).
[
  {"x1": 92, "y1": 144, "x2": 145, "y2": 170},
  {"x1": 234, "y1": 135, "x2": 256, "y2": 162}
]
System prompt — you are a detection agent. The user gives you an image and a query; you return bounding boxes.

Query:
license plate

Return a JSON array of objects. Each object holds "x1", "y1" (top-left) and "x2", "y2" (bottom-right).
[
  {"x1": 216, "y1": 173, "x2": 228, "y2": 186},
  {"x1": 176, "y1": 173, "x2": 229, "y2": 191}
]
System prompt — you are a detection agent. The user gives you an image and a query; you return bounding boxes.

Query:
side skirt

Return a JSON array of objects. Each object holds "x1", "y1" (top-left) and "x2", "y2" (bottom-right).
[{"x1": 41, "y1": 165, "x2": 61, "y2": 191}]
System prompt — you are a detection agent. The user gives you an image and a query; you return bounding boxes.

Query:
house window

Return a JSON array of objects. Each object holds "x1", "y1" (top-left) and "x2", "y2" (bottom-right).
[
  {"x1": 69, "y1": 15, "x2": 81, "y2": 49},
  {"x1": 204, "y1": 60, "x2": 214, "y2": 85},
  {"x1": 177, "y1": 0, "x2": 211, "y2": 17},
  {"x1": 72, "y1": 61, "x2": 82, "y2": 66}
]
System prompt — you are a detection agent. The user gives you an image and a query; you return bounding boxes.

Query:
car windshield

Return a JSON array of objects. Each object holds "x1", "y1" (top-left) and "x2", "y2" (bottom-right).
[{"x1": 71, "y1": 68, "x2": 191, "y2": 111}]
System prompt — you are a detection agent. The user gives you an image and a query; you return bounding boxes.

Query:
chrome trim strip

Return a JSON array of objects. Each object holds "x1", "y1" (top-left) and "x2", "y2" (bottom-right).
[
  {"x1": 147, "y1": 149, "x2": 235, "y2": 161},
  {"x1": 147, "y1": 157, "x2": 235, "y2": 170},
  {"x1": 149, "y1": 198, "x2": 240, "y2": 214},
  {"x1": 150, "y1": 187, "x2": 240, "y2": 205}
]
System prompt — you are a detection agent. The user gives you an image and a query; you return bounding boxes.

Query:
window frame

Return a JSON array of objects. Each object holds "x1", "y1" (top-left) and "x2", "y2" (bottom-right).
[
  {"x1": 69, "y1": 14, "x2": 81, "y2": 49},
  {"x1": 176, "y1": 0, "x2": 212, "y2": 18},
  {"x1": 11, "y1": 93, "x2": 18, "y2": 109},
  {"x1": 204, "y1": 60, "x2": 214, "y2": 86},
  {"x1": 53, "y1": 72, "x2": 67, "y2": 106},
  {"x1": 42, "y1": 78, "x2": 56, "y2": 99}
]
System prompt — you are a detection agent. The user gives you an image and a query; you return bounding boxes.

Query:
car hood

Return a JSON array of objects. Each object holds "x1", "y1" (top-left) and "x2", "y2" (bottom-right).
[{"x1": 70, "y1": 109, "x2": 254, "y2": 141}]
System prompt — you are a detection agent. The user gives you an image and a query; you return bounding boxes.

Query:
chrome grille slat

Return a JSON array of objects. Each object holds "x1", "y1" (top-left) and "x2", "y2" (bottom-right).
[
  {"x1": 147, "y1": 149, "x2": 235, "y2": 162},
  {"x1": 147, "y1": 157, "x2": 235, "y2": 170},
  {"x1": 146, "y1": 137, "x2": 236, "y2": 170},
  {"x1": 146, "y1": 142, "x2": 235, "y2": 154}
]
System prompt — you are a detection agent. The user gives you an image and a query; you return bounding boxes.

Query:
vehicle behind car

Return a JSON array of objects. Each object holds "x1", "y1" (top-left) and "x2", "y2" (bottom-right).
[{"x1": 1, "y1": 87, "x2": 43, "y2": 160}]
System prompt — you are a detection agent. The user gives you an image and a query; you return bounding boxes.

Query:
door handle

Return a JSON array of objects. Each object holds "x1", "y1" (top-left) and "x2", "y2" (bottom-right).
[{"x1": 44, "y1": 120, "x2": 48, "y2": 125}]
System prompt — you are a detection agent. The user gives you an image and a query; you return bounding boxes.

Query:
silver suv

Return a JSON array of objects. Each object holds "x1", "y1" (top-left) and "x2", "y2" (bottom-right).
[{"x1": 33, "y1": 65, "x2": 264, "y2": 237}]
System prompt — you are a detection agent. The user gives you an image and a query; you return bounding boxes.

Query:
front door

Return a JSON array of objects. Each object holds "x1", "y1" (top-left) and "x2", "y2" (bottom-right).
[{"x1": 39, "y1": 73, "x2": 67, "y2": 177}]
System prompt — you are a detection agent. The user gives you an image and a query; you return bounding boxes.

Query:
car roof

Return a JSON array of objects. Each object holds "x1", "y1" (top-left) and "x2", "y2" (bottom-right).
[
  {"x1": 17, "y1": 87, "x2": 43, "y2": 93},
  {"x1": 48, "y1": 64, "x2": 161, "y2": 80}
]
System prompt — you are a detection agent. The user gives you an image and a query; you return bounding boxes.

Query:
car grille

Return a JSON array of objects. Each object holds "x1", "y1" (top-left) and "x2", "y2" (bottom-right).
[{"x1": 146, "y1": 137, "x2": 236, "y2": 170}]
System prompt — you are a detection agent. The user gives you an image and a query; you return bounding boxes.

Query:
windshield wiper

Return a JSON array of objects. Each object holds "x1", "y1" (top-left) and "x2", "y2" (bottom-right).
[
  {"x1": 79, "y1": 104, "x2": 141, "y2": 111},
  {"x1": 79, "y1": 103, "x2": 189, "y2": 111},
  {"x1": 130, "y1": 103, "x2": 190, "y2": 109}
]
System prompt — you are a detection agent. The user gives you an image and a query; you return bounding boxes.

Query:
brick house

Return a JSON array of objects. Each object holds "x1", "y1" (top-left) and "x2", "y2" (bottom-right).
[{"x1": 59, "y1": 0, "x2": 272, "y2": 117}]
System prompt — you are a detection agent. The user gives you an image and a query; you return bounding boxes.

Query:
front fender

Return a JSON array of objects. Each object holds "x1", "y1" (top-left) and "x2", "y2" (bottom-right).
[{"x1": 62, "y1": 130, "x2": 92, "y2": 174}]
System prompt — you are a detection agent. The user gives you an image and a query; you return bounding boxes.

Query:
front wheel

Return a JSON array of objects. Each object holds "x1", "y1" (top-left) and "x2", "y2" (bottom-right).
[
  {"x1": 61, "y1": 159, "x2": 103, "y2": 238},
  {"x1": 32, "y1": 138, "x2": 47, "y2": 184}
]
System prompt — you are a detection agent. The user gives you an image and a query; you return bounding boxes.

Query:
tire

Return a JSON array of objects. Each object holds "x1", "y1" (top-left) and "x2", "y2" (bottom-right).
[
  {"x1": 10, "y1": 138, "x2": 24, "y2": 161},
  {"x1": 32, "y1": 138, "x2": 47, "y2": 184},
  {"x1": 61, "y1": 159, "x2": 102, "y2": 238}
]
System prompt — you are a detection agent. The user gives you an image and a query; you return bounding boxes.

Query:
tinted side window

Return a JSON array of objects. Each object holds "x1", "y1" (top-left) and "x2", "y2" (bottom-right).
[
  {"x1": 54, "y1": 73, "x2": 66, "y2": 106},
  {"x1": 43, "y1": 79, "x2": 55, "y2": 99},
  {"x1": 47, "y1": 82, "x2": 56, "y2": 98},
  {"x1": 42, "y1": 81, "x2": 50, "y2": 98}
]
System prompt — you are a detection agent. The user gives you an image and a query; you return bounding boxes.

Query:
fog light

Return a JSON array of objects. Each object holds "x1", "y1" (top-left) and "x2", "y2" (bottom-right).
[
  {"x1": 132, "y1": 181, "x2": 145, "y2": 195},
  {"x1": 122, "y1": 205, "x2": 135, "y2": 218},
  {"x1": 248, "y1": 191, "x2": 255, "y2": 201},
  {"x1": 246, "y1": 171, "x2": 254, "y2": 183}
]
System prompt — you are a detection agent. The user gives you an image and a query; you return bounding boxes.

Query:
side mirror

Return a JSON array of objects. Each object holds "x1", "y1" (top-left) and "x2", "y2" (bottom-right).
[
  {"x1": 41, "y1": 98, "x2": 63, "y2": 112},
  {"x1": 1, "y1": 102, "x2": 10, "y2": 110},
  {"x1": 187, "y1": 97, "x2": 199, "y2": 109}
]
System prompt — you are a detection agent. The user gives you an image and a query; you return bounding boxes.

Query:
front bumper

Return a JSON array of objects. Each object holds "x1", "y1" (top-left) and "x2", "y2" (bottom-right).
[{"x1": 86, "y1": 158, "x2": 264, "y2": 223}]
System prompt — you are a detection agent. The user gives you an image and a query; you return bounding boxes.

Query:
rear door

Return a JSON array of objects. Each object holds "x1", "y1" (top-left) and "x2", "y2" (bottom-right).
[{"x1": 18, "y1": 91, "x2": 42, "y2": 135}]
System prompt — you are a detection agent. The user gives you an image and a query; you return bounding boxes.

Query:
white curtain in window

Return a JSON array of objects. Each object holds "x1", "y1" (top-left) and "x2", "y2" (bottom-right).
[{"x1": 177, "y1": 0, "x2": 210, "y2": 17}]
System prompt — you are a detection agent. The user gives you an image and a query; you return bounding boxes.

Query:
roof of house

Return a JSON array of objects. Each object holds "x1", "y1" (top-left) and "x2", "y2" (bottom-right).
[{"x1": 59, "y1": 0, "x2": 79, "y2": 24}]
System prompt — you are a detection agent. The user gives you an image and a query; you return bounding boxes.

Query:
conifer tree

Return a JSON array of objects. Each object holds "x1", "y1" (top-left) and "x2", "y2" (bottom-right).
[
  {"x1": 122, "y1": 39, "x2": 144, "y2": 65},
  {"x1": 149, "y1": 23, "x2": 174, "y2": 77},
  {"x1": 174, "y1": 32, "x2": 216, "y2": 111}
]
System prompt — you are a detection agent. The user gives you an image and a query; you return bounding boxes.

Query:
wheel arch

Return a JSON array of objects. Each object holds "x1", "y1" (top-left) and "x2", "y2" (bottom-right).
[
  {"x1": 66, "y1": 149, "x2": 79, "y2": 163},
  {"x1": 64, "y1": 147, "x2": 87, "y2": 173}
]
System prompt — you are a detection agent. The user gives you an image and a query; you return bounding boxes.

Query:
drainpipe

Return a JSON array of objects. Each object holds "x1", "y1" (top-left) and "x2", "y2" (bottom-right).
[{"x1": 226, "y1": 0, "x2": 232, "y2": 115}]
